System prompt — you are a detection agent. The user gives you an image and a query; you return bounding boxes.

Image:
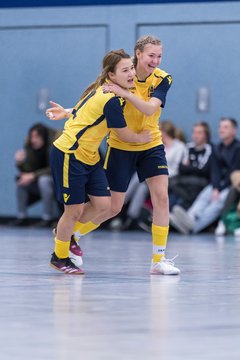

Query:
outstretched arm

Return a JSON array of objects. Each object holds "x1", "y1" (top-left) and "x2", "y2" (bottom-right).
[{"x1": 46, "y1": 101, "x2": 73, "y2": 120}]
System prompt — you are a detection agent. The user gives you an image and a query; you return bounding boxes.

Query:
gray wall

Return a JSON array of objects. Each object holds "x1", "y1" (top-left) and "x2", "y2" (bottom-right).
[{"x1": 1, "y1": 1, "x2": 240, "y2": 217}]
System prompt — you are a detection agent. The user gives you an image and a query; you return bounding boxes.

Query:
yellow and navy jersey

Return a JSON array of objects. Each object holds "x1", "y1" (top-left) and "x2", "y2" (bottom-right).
[
  {"x1": 108, "y1": 68, "x2": 173, "y2": 151},
  {"x1": 53, "y1": 87, "x2": 126, "y2": 165}
]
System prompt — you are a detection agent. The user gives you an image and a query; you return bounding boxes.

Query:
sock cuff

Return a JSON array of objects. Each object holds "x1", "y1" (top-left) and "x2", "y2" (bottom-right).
[
  {"x1": 74, "y1": 221, "x2": 99, "y2": 236},
  {"x1": 89, "y1": 221, "x2": 100, "y2": 228},
  {"x1": 152, "y1": 224, "x2": 169, "y2": 234},
  {"x1": 55, "y1": 238, "x2": 70, "y2": 245}
]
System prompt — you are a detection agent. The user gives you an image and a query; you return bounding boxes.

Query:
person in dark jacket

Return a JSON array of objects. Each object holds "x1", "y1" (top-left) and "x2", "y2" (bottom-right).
[
  {"x1": 170, "y1": 117, "x2": 240, "y2": 234},
  {"x1": 168, "y1": 121, "x2": 212, "y2": 210},
  {"x1": 14, "y1": 123, "x2": 61, "y2": 226}
]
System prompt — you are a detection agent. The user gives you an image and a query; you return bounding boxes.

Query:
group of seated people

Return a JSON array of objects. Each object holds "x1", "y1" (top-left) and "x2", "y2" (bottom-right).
[
  {"x1": 111, "y1": 116, "x2": 240, "y2": 237},
  {"x1": 13, "y1": 117, "x2": 240, "y2": 237}
]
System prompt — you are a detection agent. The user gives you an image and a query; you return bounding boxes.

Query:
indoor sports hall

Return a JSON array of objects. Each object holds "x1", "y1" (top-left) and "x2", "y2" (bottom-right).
[{"x1": 1, "y1": 1, "x2": 240, "y2": 359}]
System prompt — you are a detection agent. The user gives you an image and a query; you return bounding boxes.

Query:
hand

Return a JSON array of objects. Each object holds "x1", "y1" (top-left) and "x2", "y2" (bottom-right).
[
  {"x1": 212, "y1": 188, "x2": 220, "y2": 201},
  {"x1": 137, "y1": 130, "x2": 152, "y2": 143},
  {"x1": 182, "y1": 159, "x2": 190, "y2": 166},
  {"x1": 46, "y1": 101, "x2": 68, "y2": 120},
  {"x1": 15, "y1": 149, "x2": 26, "y2": 163},
  {"x1": 102, "y1": 83, "x2": 129, "y2": 98},
  {"x1": 17, "y1": 172, "x2": 36, "y2": 186}
]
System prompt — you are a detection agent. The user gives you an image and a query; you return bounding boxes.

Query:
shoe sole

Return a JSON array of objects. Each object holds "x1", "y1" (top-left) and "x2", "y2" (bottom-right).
[
  {"x1": 150, "y1": 270, "x2": 180, "y2": 275},
  {"x1": 50, "y1": 263, "x2": 85, "y2": 275}
]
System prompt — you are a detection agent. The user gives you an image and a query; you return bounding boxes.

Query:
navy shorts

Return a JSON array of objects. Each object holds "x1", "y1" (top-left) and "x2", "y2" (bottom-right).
[
  {"x1": 50, "y1": 145, "x2": 111, "y2": 205},
  {"x1": 104, "y1": 144, "x2": 168, "y2": 192}
]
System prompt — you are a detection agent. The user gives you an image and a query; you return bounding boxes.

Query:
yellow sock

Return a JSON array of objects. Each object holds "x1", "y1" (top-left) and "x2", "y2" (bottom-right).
[
  {"x1": 54, "y1": 238, "x2": 70, "y2": 259},
  {"x1": 152, "y1": 224, "x2": 169, "y2": 263},
  {"x1": 73, "y1": 221, "x2": 100, "y2": 241}
]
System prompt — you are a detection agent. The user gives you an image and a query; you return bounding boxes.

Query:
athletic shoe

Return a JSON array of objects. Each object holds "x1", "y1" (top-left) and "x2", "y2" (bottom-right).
[
  {"x1": 69, "y1": 236, "x2": 83, "y2": 267},
  {"x1": 52, "y1": 228, "x2": 83, "y2": 266},
  {"x1": 172, "y1": 205, "x2": 194, "y2": 229},
  {"x1": 214, "y1": 220, "x2": 226, "y2": 236},
  {"x1": 170, "y1": 205, "x2": 194, "y2": 234},
  {"x1": 169, "y1": 213, "x2": 190, "y2": 234},
  {"x1": 50, "y1": 252, "x2": 84, "y2": 275},
  {"x1": 150, "y1": 256, "x2": 180, "y2": 275}
]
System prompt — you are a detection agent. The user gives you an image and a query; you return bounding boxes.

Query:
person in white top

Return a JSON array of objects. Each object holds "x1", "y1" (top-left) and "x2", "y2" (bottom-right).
[{"x1": 160, "y1": 120, "x2": 186, "y2": 177}]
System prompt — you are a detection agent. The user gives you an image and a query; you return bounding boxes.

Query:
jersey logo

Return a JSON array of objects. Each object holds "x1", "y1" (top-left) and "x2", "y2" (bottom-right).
[
  {"x1": 157, "y1": 165, "x2": 168, "y2": 169},
  {"x1": 63, "y1": 193, "x2": 70, "y2": 203},
  {"x1": 118, "y1": 97, "x2": 125, "y2": 107},
  {"x1": 166, "y1": 75, "x2": 173, "y2": 85},
  {"x1": 148, "y1": 85, "x2": 154, "y2": 97}
]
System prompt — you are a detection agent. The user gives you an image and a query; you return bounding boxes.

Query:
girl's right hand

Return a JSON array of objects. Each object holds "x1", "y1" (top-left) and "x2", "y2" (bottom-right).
[
  {"x1": 15, "y1": 149, "x2": 26, "y2": 163},
  {"x1": 46, "y1": 101, "x2": 68, "y2": 120},
  {"x1": 138, "y1": 130, "x2": 152, "y2": 143}
]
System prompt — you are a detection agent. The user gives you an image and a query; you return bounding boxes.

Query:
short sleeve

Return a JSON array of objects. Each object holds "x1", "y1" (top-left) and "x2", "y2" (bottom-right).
[
  {"x1": 151, "y1": 75, "x2": 173, "y2": 108},
  {"x1": 103, "y1": 97, "x2": 127, "y2": 129}
]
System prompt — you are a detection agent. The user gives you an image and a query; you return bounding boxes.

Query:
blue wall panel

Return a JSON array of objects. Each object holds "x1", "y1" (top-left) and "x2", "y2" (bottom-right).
[
  {"x1": 137, "y1": 22, "x2": 240, "y2": 140},
  {"x1": 0, "y1": 22, "x2": 108, "y2": 217}
]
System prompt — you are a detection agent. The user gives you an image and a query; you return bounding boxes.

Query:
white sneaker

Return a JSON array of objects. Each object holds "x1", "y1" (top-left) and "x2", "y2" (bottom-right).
[
  {"x1": 214, "y1": 221, "x2": 226, "y2": 236},
  {"x1": 150, "y1": 256, "x2": 180, "y2": 275},
  {"x1": 69, "y1": 236, "x2": 83, "y2": 267}
]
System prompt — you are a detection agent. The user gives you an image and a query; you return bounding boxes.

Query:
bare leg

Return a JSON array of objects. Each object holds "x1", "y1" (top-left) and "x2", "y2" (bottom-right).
[
  {"x1": 57, "y1": 204, "x2": 84, "y2": 241},
  {"x1": 146, "y1": 175, "x2": 169, "y2": 226},
  {"x1": 82, "y1": 191, "x2": 126, "y2": 225},
  {"x1": 78, "y1": 196, "x2": 111, "y2": 224}
]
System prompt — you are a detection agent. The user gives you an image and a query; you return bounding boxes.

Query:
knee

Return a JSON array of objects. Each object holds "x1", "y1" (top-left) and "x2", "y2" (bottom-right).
[
  {"x1": 110, "y1": 202, "x2": 123, "y2": 218},
  {"x1": 152, "y1": 191, "x2": 169, "y2": 209},
  {"x1": 96, "y1": 198, "x2": 112, "y2": 216},
  {"x1": 38, "y1": 175, "x2": 54, "y2": 193},
  {"x1": 67, "y1": 209, "x2": 83, "y2": 223}
]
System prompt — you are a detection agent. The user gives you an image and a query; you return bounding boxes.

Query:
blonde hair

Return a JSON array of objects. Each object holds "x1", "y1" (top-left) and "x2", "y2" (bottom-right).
[
  {"x1": 80, "y1": 49, "x2": 131, "y2": 100},
  {"x1": 133, "y1": 35, "x2": 162, "y2": 67}
]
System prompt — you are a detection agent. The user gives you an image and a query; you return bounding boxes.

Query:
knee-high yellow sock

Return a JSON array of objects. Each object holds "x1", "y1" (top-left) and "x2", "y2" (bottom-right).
[
  {"x1": 73, "y1": 221, "x2": 100, "y2": 241},
  {"x1": 54, "y1": 238, "x2": 70, "y2": 259},
  {"x1": 152, "y1": 224, "x2": 169, "y2": 263}
]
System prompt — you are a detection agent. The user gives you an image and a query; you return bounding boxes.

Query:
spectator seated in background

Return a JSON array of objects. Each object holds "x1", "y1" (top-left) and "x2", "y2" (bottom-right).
[
  {"x1": 215, "y1": 170, "x2": 240, "y2": 236},
  {"x1": 168, "y1": 121, "x2": 212, "y2": 210},
  {"x1": 170, "y1": 117, "x2": 240, "y2": 234},
  {"x1": 13, "y1": 123, "x2": 61, "y2": 227},
  {"x1": 110, "y1": 120, "x2": 186, "y2": 232}
]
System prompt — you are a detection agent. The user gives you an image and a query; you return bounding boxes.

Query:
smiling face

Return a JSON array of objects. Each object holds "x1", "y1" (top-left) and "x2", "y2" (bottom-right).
[
  {"x1": 108, "y1": 58, "x2": 136, "y2": 89},
  {"x1": 136, "y1": 43, "x2": 163, "y2": 79}
]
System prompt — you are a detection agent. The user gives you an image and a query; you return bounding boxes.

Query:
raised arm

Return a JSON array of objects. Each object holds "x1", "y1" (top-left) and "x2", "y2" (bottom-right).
[
  {"x1": 102, "y1": 75, "x2": 172, "y2": 116},
  {"x1": 103, "y1": 83, "x2": 161, "y2": 116}
]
